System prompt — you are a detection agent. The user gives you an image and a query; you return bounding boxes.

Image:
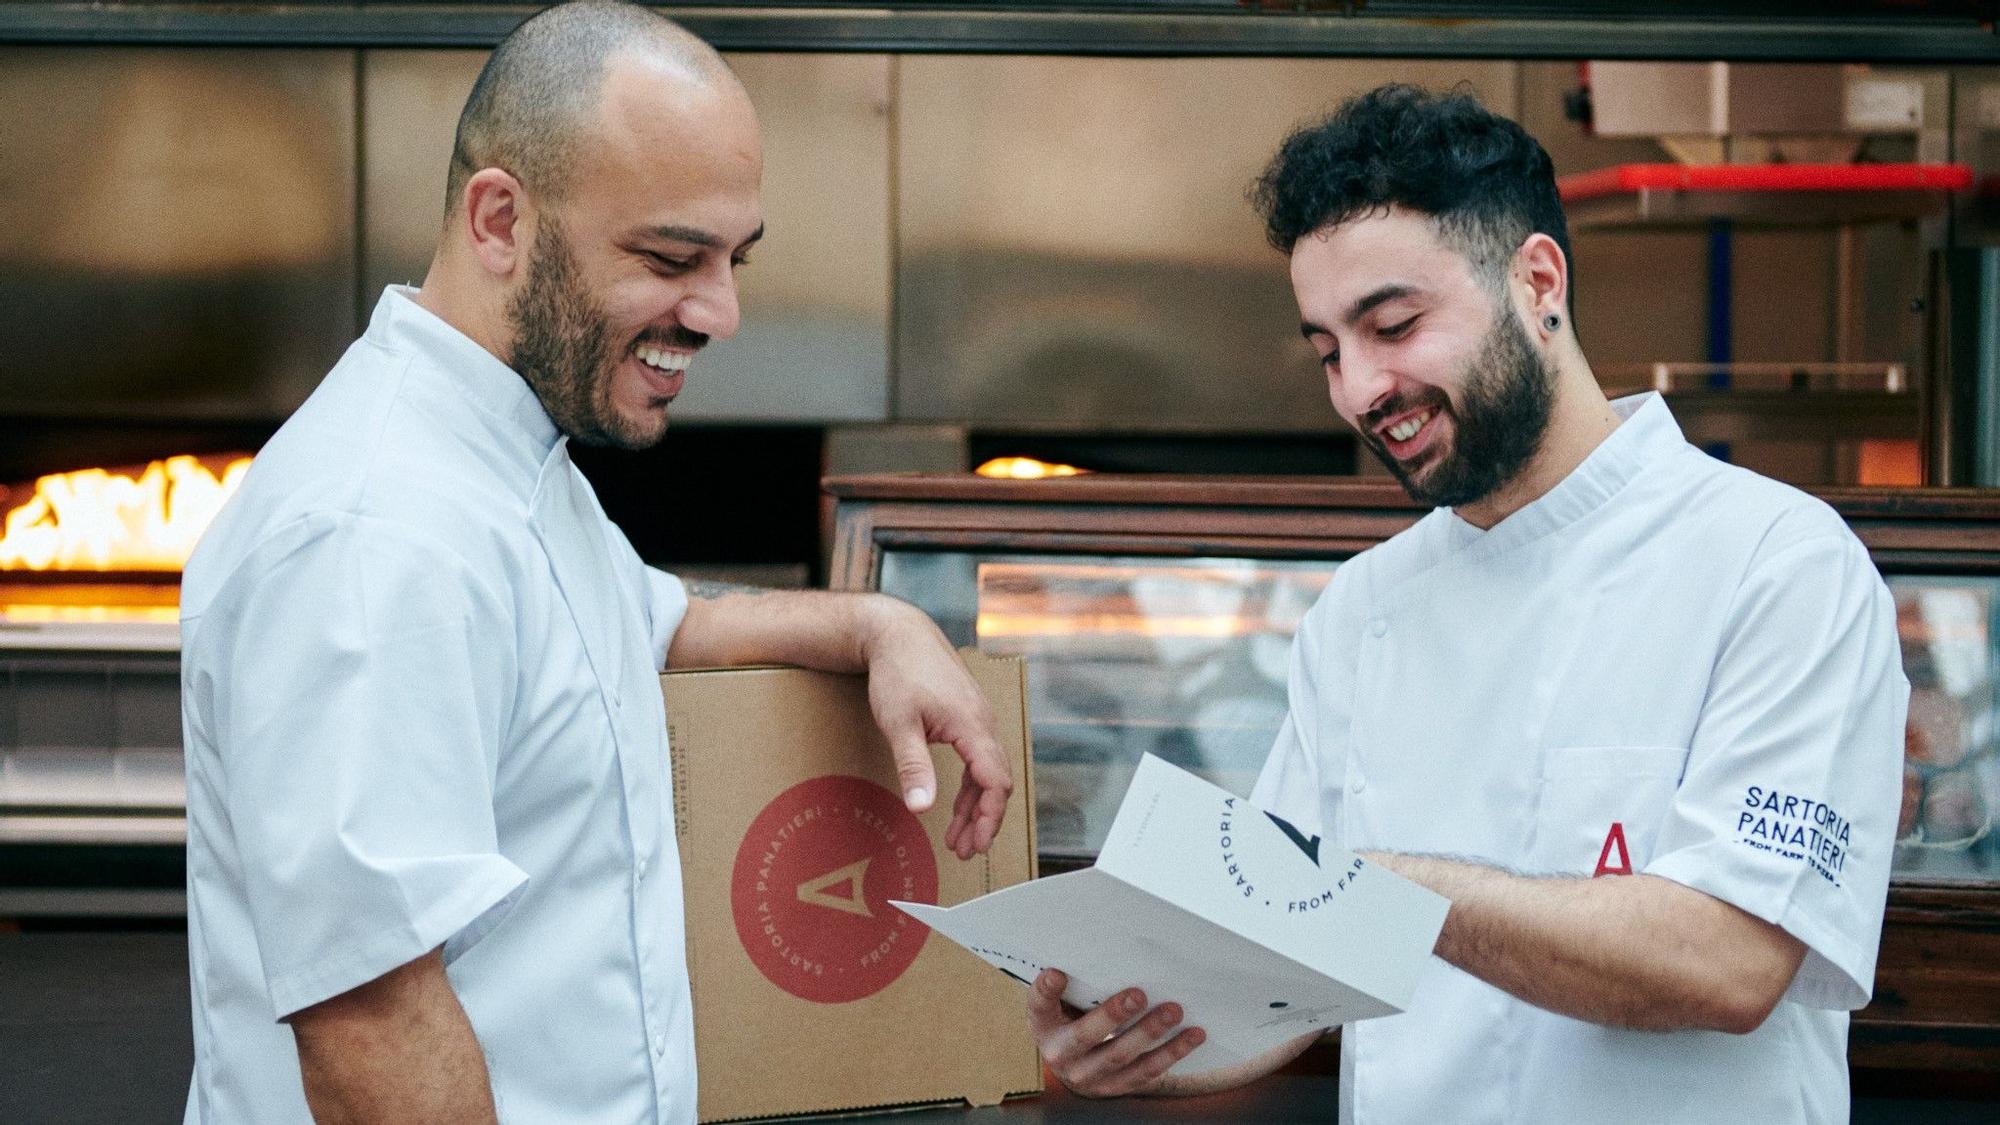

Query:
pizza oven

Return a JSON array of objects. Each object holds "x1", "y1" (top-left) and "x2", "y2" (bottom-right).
[{"x1": 0, "y1": 414, "x2": 830, "y2": 917}]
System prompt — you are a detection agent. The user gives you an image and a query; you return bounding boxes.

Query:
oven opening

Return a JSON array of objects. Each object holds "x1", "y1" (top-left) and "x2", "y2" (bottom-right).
[{"x1": 1, "y1": 453, "x2": 251, "y2": 630}]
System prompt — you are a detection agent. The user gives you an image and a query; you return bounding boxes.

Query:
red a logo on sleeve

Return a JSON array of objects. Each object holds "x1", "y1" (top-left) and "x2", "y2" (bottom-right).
[{"x1": 1593, "y1": 822, "x2": 1632, "y2": 877}]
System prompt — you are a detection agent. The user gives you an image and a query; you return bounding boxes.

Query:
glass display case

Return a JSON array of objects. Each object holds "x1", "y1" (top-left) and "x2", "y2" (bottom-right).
[
  {"x1": 828, "y1": 473, "x2": 2000, "y2": 1075},
  {"x1": 1891, "y1": 576, "x2": 2000, "y2": 882},
  {"x1": 882, "y1": 550, "x2": 1333, "y2": 858}
]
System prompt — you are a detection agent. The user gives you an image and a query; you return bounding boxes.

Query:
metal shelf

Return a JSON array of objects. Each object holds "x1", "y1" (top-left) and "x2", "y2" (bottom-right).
[
  {"x1": 1606, "y1": 361, "x2": 1912, "y2": 395},
  {"x1": 0, "y1": 622, "x2": 180, "y2": 653},
  {"x1": 4, "y1": 3, "x2": 2000, "y2": 60},
  {"x1": 1611, "y1": 389, "x2": 1922, "y2": 444},
  {"x1": 0, "y1": 887, "x2": 186, "y2": 917},
  {"x1": 1561, "y1": 163, "x2": 1972, "y2": 230}
]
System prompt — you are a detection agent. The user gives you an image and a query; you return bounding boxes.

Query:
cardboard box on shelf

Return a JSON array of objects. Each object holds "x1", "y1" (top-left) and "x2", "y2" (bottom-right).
[{"x1": 663, "y1": 651, "x2": 1042, "y2": 1123}]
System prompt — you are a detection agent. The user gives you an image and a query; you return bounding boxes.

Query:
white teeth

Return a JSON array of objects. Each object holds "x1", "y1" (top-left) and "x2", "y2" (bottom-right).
[
  {"x1": 635, "y1": 345, "x2": 691, "y2": 373},
  {"x1": 1387, "y1": 410, "x2": 1432, "y2": 443}
]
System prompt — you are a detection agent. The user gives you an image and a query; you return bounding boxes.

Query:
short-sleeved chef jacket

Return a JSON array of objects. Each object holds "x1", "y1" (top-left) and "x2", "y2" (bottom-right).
[
  {"x1": 1253, "y1": 393, "x2": 1907, "y2": 1125},
  {"x1": 180, "y1": 286, "x2": 698, "y2": 1122}
]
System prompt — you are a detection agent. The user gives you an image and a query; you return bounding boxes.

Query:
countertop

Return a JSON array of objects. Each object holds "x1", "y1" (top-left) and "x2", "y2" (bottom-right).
[{"x1": 0, "y1": 930, "x2": 1990, "y2": 1124}]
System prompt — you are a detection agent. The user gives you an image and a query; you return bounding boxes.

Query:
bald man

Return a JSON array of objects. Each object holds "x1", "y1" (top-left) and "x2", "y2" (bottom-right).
[{"x1": 178, "y1": 3, "x2": 1012, "y2": 1121}]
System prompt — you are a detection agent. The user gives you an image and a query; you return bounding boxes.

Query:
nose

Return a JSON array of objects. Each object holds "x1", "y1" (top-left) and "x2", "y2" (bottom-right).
[
  {"x1": 678, "y1": 261, "x2": 743, "y2": 342},
  {"x1": 1334, "y1": 348, "x2": 1397, "y2": 421}
]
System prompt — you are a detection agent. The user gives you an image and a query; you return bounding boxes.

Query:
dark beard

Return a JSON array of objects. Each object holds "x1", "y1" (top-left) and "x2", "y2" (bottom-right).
[
  {"x1": 507, "y1": 217, "x2": 658, "y2": 450},
  {"x1": 1360, "y1": 308, "x2": 1554, "y2": 510}
]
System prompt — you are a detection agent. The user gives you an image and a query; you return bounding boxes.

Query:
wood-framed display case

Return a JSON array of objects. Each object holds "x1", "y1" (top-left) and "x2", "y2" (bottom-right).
[{"x1": 825, "y1": 473, "x2": 2000, "y2": 1081}]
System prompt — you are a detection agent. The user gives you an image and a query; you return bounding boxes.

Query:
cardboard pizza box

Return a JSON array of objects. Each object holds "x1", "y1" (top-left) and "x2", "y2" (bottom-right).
[{"x1": 663, "y1": 651, "x2": 1042, "y2": 1122}]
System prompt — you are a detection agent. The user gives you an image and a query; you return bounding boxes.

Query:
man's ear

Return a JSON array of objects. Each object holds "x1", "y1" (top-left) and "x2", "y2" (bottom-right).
[
  {"x1": 459, "y1": 167, "x2": 532, "y2": 280},
  {"x1": 1513, "y1": 232, "x2": 1569, "y2": 337}
]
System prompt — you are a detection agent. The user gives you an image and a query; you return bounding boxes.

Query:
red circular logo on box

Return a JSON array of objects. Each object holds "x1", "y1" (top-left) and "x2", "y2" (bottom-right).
[{"x1": 730, "y1": 775, "x2": 938, "y2": 1003}]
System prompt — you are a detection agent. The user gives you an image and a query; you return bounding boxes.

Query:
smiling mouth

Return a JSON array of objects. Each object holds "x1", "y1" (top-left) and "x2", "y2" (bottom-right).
[
  {"x1": 635, "y1": 343, "x2": 692, "y2": 374},
  {"x1": 1379, "y1": 408, "x2": 1436, "y2": 445}
]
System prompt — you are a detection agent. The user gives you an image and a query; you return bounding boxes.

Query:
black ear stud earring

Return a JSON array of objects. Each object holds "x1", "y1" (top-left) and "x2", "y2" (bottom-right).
[{"x1": 1543, "y1": 313, "x2": 1561, "y2": 332}]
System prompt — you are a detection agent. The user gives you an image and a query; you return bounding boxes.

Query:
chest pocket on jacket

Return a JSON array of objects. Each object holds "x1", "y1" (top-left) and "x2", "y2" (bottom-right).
[{"x1": 1529, "y1": 746, "x2": 1689, "y2": 877}]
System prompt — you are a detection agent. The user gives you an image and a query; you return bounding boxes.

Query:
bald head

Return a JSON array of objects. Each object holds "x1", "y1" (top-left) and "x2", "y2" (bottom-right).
[{"x1": 446, "y1": 0, "x2": 735, "y2": 214}]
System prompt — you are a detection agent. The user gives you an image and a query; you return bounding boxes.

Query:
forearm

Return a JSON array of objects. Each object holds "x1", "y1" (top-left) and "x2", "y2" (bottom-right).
[
  {"x1": 667, "y1": 582, "x2": 905, "y2": 672},
  {"x1": 1366, "y1": 854, "x2": 1803, "y2": 1033},
  {"x1": 290, "y1": 949, "x2": 497, "y2": 1125},
  {"x1": 668, "y1": 579, "x2": 1008, "y2": 843}
]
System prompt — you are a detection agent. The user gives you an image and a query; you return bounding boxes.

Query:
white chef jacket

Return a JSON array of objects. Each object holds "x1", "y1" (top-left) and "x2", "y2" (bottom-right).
[
  {"x1": 1253, "y1": 393, "x2": 1907, "y2": 1125},
  {"x1": 180, "y1": 286, "x2": 698, "y2": 1123}
]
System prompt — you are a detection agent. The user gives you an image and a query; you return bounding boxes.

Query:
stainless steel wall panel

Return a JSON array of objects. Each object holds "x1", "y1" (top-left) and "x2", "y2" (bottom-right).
[
  {"x1": 360, "y1": 49, "x2": 892, "y2": 423},
  {"x1": 0, "y1": 48, "x2": 358, "y2": 418},
  {"x1": 696, "y1": 53, "x2": 891, "y2": 423},
  {"x1": 1953, "y1": 69, "x2": 2000, "y2": 250},
  {"x1": 360, "y1": 49, "x2": 484, "y2": 300},
  {"x1": 893, "y1": 55, "x2": 1518, "y2": 431}
]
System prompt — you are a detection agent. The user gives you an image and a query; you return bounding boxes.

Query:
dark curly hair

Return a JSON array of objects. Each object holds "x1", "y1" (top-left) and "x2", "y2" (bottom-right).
[{"x1": 1252, "y1": 85, "x2": 1573, "y2": 309}]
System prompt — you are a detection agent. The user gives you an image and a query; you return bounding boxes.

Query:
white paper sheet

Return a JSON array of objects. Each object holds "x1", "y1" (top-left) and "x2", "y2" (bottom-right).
[{"x1": 895, "y1": 754, "x2": 1449, "y2": 1072}]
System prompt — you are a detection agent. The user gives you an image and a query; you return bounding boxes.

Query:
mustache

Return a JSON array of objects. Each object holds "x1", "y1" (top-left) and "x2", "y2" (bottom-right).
[
  {"x1": 1360, "y1": 392, "x2": 1447, "y2": 433},
  {"x1": 637, "y1": 326, "x2": 709, "y2": 352}
]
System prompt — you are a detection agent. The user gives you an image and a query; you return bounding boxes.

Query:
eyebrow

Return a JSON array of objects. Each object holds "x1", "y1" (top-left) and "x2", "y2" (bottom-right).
[
  {"x1": 1298, "y1": 283, "x2": 1422, "y2": 340},
  {"x1": 640, "y1": 222, "x2": 766, "y2": 250}
]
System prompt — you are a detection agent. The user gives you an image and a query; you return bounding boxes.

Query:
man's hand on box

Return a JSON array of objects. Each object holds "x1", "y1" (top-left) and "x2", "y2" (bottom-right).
[
  {"x1": 1027, "y1": 969, "x2": 1206, "y2": 1098},
  {"x1": 860, "y1": 596, "x2": 1012, "y2": 859},
  {"x1": 668, "y1": 584, "x2": 1010, "y2": 856}
]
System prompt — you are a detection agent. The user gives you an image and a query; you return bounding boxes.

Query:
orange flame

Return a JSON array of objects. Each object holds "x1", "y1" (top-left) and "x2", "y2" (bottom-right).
[
  {"x1": 974, "y1": 456, "x2": 1086, "y2": 480},
  {"x1": 0, "y1": 455, "x2": 252, "y2": 572}
]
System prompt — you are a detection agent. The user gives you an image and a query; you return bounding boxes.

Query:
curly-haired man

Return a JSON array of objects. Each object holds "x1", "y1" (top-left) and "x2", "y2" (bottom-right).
[{"x1": 1027, "y1": 85, "x2": 1906, "y2": 1125}]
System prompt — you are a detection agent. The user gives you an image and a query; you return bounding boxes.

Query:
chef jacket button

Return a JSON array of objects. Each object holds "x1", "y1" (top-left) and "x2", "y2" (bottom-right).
[
  {"x1": 652, "y1": 1033, "x2": 666, "y2": 1057},
  {"x1": 637, "y1": 857, "x2": 649, "y2": 880},
  {"x1": 1369, "y1": 619, "x2": 1387, "y2": 638},
  {"x1": 1349, "y1": 774, "x2": 1366, "y2": 794}
]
